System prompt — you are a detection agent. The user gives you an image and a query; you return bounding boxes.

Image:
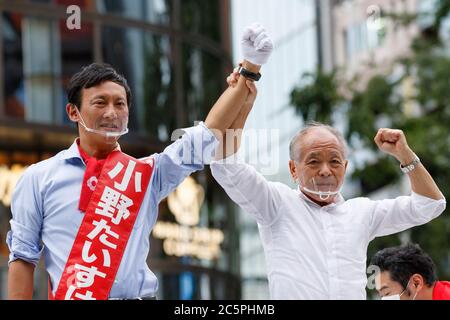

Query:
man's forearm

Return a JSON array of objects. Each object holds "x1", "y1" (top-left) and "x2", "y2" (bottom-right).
[
  {"x1": 219, "y1": 99, "x2": 254, "y2": 159},
  {"x1": 399, "y1": 149, "x2": 444, "y2": 200},
  {"x1": 406, "y1": 164, "x2": 444, "y2": 200},
  {"x1": 8, "y1": 260, "x2": 35, "y2": 300},
  {"x1": 204, "y1": 60, "x2": 260, "y2": 137}
]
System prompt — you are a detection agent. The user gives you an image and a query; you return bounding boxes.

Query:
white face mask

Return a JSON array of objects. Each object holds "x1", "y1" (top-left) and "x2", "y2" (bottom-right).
[
  {"x1": 299, "y1": 182, "x2": 341, "y2": 201},
  {"x1": 381, "y1": 279, "x2": 418, "y2": 300},
  {"x1": 297, "y1": 172, "x2": 341, "y2": 201},
  {"x1": 381, "y1": 293, "x2": 403, "y2": 300},
  {"x1": 75, "y1": 107, "x2": 129, "y2": 141}
]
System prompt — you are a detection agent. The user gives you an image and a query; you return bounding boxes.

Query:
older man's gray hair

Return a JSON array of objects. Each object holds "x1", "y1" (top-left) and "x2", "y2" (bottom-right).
[{"x1": 289, "y1": 121, "x2": 348, "y2": 161}]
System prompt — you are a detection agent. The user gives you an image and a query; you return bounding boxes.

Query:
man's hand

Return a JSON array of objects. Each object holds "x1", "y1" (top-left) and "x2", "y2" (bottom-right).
[
  {"x1": 374, "y1": 128, "x2": 416, "y2": 165},
  {"x1": 204, "y1": 24, "x2": 270, "y2": 136},
  {"x1": 226, "y1": 64, "x2": 257, "y2": 106},
  {"x1": 216, "y1": 68, "x2": 257, "y2": 159},
  {"x1": 241, "y1": 23, "x2": 273, "y2": 66},
  {"x1": 243, "y1": 80, "x2": 257, "y2": 108},
  {"x1": 226, "y1": 65, "x2": 240, "y2": 88}
]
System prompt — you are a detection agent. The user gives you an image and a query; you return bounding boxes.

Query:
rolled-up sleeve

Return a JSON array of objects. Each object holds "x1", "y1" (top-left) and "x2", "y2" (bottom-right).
[
  {"x1": 368, "y1": 191, "x2": 446, "y2": 240},
  {"x1": 6, "y1": 165, "x2": 44, "y2": 267},
  {"x1": 210, "y1": 153, "x2": 281, "y2": 225},
  {"x1": 152, "y1": 121, "x2": 219, "y2": 202}
]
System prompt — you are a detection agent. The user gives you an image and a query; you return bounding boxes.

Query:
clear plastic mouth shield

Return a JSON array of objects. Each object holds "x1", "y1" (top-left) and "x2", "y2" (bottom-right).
[
  {"x1": 298, "y1": 172, "x2": 340, "y2": 201},
  {"x1": 75, "y1": 107, "x2": 129, "y2": 141}
]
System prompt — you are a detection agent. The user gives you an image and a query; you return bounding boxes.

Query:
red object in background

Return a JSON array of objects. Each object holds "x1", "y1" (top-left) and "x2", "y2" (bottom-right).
[
  {"x1": 433, "y1": 281, "x2": 450, "y2": 300},
  {"x1": 8, "y1": 12, "x2": 22, "y2": 32}
]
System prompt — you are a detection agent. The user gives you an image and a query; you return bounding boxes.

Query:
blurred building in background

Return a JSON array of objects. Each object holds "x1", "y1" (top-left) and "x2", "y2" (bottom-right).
[
  {"x1": 318, "y1": 0, "x2": 420, "y2": 76},
  {"x1": 0, "y1": 0, "x2": 242, "y2": 299}
]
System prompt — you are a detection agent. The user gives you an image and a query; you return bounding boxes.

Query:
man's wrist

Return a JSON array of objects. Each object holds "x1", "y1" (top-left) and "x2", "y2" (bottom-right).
[
  {"x1": 242, "y1": 60, "x2": 261, "y2": 73},
  {"x1": 399, "y1": 154, "x2": 420, "y2": 174},
  {"x1": 397, "y1": 148, "x2": 416, "y2": 166},
  {"x1": 238, "y1": 66, "x2": 261, "y2": 81}
]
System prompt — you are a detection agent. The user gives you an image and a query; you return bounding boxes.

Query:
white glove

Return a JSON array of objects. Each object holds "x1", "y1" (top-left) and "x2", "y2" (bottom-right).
[{"x1": 241, "y1": 23, "x2": 273, "y2": 65}]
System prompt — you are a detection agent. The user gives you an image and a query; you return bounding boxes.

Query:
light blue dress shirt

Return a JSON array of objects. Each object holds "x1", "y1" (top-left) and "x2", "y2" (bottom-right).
[{"x1": 6, "y1": 122, "x2": 218, "y2": 299}]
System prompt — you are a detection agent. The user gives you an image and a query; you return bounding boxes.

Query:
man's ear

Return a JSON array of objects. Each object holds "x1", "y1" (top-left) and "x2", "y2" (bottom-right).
[
  {"x1": 289, "y1": 160, "x2": 298, "y2": 181},
  {"x1": 411, "y1": 274, "x2": 424, "y2": 290},
  {"x1": 66, "y1": 103, "x2": 79, "y2": 123}
]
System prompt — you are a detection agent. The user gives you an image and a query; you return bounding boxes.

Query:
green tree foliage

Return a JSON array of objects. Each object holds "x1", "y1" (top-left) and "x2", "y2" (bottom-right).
[
  {"x1": 290, "y1": 3, "x2": 450, "y2": 284},
  {"x1": 290, "y1": 70, "x2": 341, "y2": 124}
]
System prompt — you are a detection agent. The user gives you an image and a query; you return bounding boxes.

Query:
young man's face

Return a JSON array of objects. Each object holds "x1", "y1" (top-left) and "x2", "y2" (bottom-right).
[
  {"x1": 376, "y1": 271, "x2": 407, "y2": 299},
  {"x1": 375, "y1": 270, "x2": 424, "y2": 300},
  {"x1": 70, "y1": 81, "x2": 129, "y2": 147},
  {"x1": 289, "y1": 127, "x2": 348, "y2": 204}
]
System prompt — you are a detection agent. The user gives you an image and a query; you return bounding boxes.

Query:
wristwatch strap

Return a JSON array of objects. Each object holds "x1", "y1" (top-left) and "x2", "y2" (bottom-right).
[
  {"x1": 238, "y1": 66, "x2": 261, "y2": 81},
  {"x1": 400, "y1": 154, "x2": 420, "y2": 173}
]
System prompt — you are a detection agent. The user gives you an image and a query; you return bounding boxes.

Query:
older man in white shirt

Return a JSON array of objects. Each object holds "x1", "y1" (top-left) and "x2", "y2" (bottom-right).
[{"x1": 211, "y1": 71, "x2": 446, "y2": 300}]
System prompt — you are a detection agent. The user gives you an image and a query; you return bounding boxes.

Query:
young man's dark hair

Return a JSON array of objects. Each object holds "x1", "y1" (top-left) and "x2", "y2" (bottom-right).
[
  {"x1": 67, "y1": 63, "x2": 132, "y2": 109},
  {"x1": 370, "y1": 243, "x2": 438, "y2": 288}
]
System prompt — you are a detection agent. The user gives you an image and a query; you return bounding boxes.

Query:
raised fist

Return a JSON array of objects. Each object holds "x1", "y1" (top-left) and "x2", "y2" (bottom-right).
[
  {"x1": 374, "y1": 128, "x2": 415, "y2": 164},
  {"x1": 241, "y1": 23, "x2": 273, "y2": 65}
]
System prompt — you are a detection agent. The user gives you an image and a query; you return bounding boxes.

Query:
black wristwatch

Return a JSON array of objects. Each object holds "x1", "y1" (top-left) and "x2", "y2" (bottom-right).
[{"x1": 238, "y1": 66, "x2": 261, "y2": 81}]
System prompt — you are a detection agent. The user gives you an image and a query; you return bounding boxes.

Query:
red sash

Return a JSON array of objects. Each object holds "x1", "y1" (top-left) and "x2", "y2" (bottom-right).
[{"x1": 52, "y1": 151, "x2": 153, "y2": 300}]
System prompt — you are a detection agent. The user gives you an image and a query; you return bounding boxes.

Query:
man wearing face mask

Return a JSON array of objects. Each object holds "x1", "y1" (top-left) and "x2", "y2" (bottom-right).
[
  {"x1": 371, "y1": 243, "x2": 450, "y2": 300},
  {"x1": 6, "y1": 24, "x2": 273, "y2": 300},
  {"x1": 211, "y1": 75, "x2": 446, "y2": 299}
]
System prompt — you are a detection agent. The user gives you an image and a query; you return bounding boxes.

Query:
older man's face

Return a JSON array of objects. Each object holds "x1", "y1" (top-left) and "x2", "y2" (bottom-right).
[{"x1": 292, "y1": 128, "x2": 348, "y2": 204}]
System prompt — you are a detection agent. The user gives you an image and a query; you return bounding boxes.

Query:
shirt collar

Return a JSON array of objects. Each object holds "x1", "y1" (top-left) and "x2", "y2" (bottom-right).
[
  {"x1": 61, "y1": 138, "x2": 122, "y2": 162},
  {"x1": 61, "y1": 139, "x2": 82, "y2": 161}
]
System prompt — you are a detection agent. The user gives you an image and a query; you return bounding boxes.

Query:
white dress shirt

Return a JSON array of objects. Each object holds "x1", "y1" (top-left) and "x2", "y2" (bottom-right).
[{"x1": 210, "y1": 155, "x2": 446, "y2": 300}]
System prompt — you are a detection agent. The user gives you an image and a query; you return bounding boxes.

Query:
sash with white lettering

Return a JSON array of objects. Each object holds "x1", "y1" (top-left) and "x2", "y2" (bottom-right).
[{"x1": 53, "y1": 151, "x2": 154, "y2": 300}]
